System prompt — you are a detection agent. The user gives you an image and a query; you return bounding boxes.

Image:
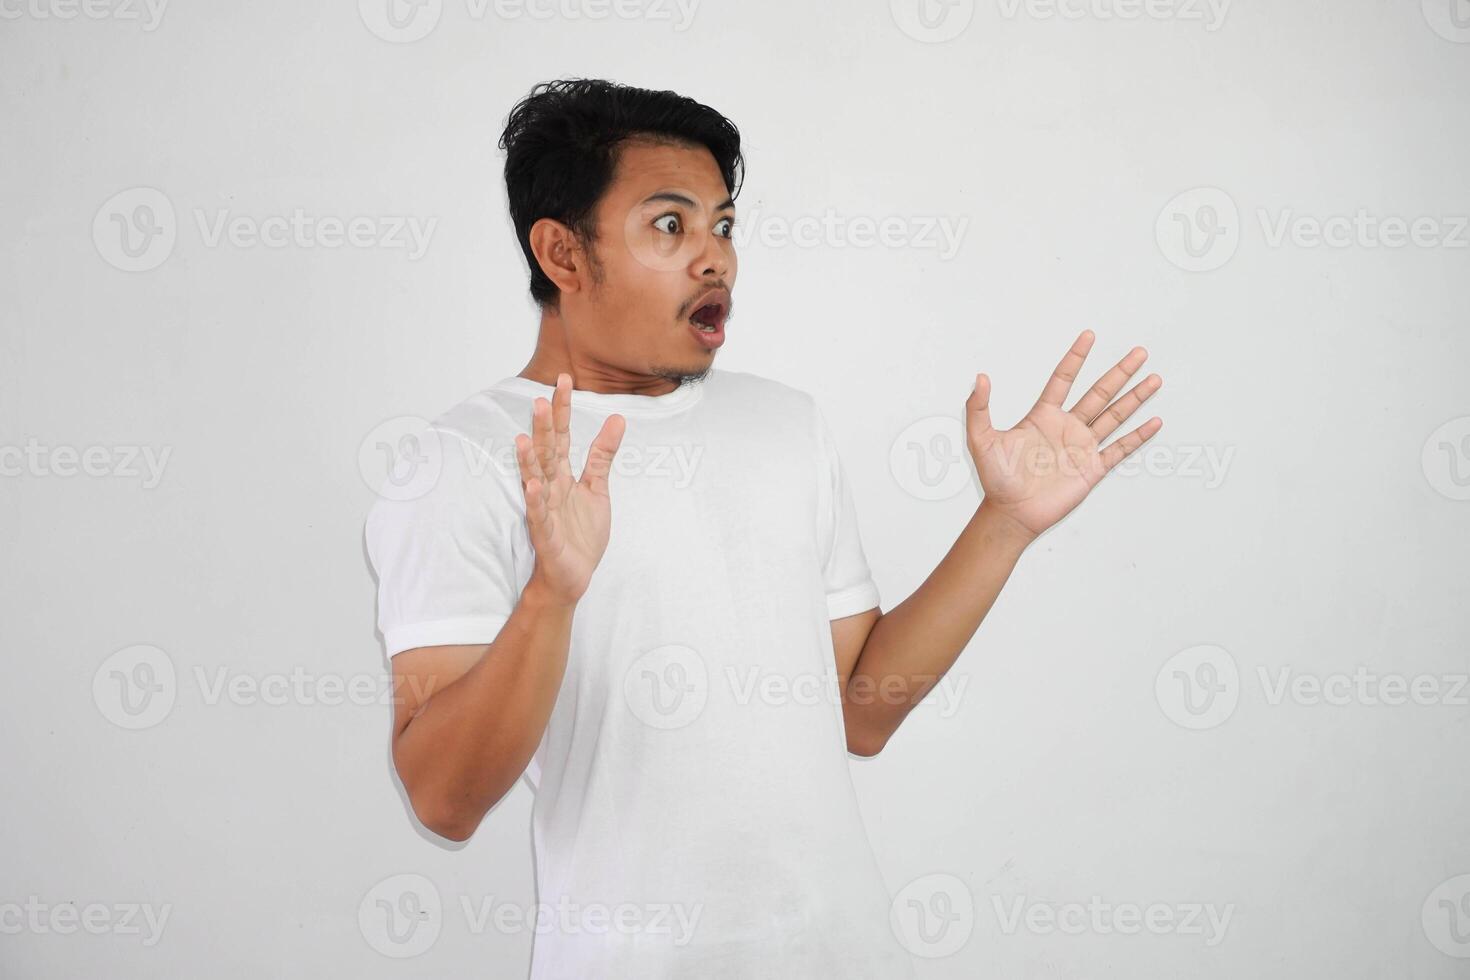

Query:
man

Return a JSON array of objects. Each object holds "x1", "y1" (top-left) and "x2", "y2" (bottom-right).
[{"x1": 366, "y1": 78, "x2": 1162, "y2": 977}]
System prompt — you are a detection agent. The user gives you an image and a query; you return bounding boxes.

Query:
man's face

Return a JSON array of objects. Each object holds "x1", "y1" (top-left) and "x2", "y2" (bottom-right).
[{"x1": 567, "y1": 139, "x2": 737, "y2": 383}]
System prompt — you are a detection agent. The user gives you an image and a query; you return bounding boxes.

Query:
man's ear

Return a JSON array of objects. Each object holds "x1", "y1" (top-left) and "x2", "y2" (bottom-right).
[{"x1": 529, "y1": 218, "x2": 585, "y2": 297}]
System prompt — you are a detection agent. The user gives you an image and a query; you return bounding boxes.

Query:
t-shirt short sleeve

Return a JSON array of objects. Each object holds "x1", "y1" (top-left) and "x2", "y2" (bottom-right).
[
  {"x1": 812, "y1": 400, "x2": 882, "y2": 620},
  {"x1": 364, "y1": 427, "x2": 525, "y2": 658}
]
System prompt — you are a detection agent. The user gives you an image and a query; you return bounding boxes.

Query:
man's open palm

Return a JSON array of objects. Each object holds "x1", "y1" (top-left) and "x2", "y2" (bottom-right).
[
  {"x1": 967, "y1": 331, "x2": 1163, "y2": 537},
  {"x1": 514, "y1": 373, "x2": 626, "y2": 604}
]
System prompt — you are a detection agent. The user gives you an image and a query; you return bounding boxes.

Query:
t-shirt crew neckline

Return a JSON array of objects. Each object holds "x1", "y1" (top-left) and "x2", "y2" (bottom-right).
[{"x1": 491, "y1": 372, "x2": 709, "y2": 417}]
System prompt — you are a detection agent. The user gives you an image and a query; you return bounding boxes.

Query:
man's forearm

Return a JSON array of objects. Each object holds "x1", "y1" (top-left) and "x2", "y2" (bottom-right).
[
  {"x1": 844, "y1": 500, "x2": 1034, "y2": 754},
  {"x1": 393, "y1": 576, "x2": 575, "y2": 840}
]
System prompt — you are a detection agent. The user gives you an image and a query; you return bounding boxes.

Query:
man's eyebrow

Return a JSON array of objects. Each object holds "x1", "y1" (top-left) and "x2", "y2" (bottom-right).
[{"x1": 642, "y1": 192, "x2": 736, "y2": 212}]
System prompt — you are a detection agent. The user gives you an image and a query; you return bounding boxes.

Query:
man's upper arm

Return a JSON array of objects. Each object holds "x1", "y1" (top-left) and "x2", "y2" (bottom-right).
[
  {"x1": 390, "y1": 643, "x2": 488, "y2": 738},
  {"x1": 830, "y1": 607, "x2": 880, "y2": 693}
]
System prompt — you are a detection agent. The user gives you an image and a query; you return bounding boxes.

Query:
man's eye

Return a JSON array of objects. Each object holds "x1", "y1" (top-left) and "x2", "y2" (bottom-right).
[
  {"x1": 653, "y1": 214, "x2": 681, "y2": 234},
  {"x1": 715, "y1": 217, "x2": 735, "y2": 238}
]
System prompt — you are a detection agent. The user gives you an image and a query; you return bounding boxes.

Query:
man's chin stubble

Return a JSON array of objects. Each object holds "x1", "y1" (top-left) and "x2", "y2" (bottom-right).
[{"x1": 650, "y1": 362, "x2": 714, "y2": 387}]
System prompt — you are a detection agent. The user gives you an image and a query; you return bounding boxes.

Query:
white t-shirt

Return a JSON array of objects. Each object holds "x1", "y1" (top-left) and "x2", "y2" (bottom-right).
[{"x1": 365, "y1": 367, "x2": 916, "y2": 978}]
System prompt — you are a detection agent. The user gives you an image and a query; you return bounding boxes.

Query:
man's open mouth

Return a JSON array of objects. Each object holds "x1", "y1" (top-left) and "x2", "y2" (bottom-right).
[
  {"x1": 688, "y1": 288, "x2": 730, "y2": 333},
  {"x1": 691, "y1": 303, "x2": 725, "y2": 332}
]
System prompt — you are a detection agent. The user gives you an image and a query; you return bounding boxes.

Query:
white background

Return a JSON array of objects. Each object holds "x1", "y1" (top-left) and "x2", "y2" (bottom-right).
[{"x1": 3, "y1": 0, "x2": 1469, "y2": 976}]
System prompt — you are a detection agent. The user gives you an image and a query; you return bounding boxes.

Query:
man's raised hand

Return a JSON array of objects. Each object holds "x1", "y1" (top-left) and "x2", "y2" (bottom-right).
[
  {"x1": 514, "y1": 373, "x2": 626, "y2": 605},
  {"x1": 966, "y1": 330, "x2": 1163, "y2": 539}
]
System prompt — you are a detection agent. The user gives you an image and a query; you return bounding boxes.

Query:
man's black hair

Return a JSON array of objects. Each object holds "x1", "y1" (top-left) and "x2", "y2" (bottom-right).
[{"x1": 498, "y1": 78, "x2": 744, "y2": 307}]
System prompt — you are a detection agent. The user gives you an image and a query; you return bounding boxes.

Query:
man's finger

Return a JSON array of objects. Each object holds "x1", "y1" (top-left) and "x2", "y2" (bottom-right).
[
  {"x1": 966, "y1": 373, "x2": 996, "y2": 453},
  {"x1": 552, "y1": 373, "x2": 573, "y2": 485},
  {"x1": 532, "y1": 395, "x2": 557, "y2": 482},
  {"x1": 515, "y1": 433, "x2": 550, "y2": 530},
  {"x1": 1090, "y1": 374, "x2": 1162, "y2": 441},
  {"x1": 1099, "y1": 417, "x2": 1164, "y2": 472},
  {"x1": 1033, "y1": 330, "x2": 1096, "y2": 411},
  {"x1": 1069, "y1": 346, "x2": 1147, "y2": 424},
  {"x1": 579, "y1": 413, "x2": 626, "y2": 496}
]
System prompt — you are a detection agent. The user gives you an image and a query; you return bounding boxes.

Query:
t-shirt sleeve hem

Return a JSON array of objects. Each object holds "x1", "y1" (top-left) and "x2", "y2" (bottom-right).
[
  {"x1": 826, "y1": 581, "x2": 880, "y2": 620},
  {"x1": 384, "y1": 615, "x2": 511, "y2": 658}
]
